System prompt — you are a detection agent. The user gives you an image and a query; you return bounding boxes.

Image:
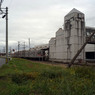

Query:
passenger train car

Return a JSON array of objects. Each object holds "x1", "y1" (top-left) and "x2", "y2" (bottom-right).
[{"x1": 13, "y1": 44, "x2": 49, "y2": 61}]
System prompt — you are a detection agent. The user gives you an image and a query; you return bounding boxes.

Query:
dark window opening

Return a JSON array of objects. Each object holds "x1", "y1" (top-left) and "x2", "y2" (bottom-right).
[{"x1": 86, "y1": 52, "x2": 95, "y2": 59}]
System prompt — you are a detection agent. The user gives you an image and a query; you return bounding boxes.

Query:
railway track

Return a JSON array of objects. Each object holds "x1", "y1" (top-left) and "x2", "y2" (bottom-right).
[{"x1": 24, "y1": 59, "x2": 95, "y2": 67}]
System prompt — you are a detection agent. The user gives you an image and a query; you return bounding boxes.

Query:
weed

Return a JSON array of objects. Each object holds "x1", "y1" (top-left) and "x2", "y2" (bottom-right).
[{"x1": 0, "y1": 58, "x2": 95, "y2": 95}]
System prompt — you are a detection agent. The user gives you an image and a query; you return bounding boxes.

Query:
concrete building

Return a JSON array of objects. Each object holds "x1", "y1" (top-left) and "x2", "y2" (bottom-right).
[{"x1": 49, "y1": 8, "x2": 94, "y2": 62}]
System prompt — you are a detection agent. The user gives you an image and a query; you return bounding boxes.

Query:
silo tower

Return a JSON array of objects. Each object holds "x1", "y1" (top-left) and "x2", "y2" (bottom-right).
[{"x1": 64, "y1": 8, "x2": 85, "y2": 62}]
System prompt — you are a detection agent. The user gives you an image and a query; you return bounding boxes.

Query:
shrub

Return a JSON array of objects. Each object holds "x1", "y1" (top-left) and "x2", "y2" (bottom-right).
[
  {"x1": 74, "y1": 67, "x2": 95, "y2": 79},
  {"x1": 11, "y1": 73, "x2": 28, "y2": 84},
  {"x1": 40, "y1": 70, "x2": 63, "y2": 79},
  {"x1": 10, "y1": 86, "x2": 31, "y2": 95},
  {"x1": 24, "y1": 72, "x2": 39, "y2": 80},
  {"x1": 11, "y1": 72, "x2": 39, "y2": 85}
]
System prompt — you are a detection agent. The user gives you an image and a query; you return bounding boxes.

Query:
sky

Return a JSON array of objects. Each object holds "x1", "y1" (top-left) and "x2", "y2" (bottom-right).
[{"x1": 0, "y1": 0, "x2": 95, "y2": 52}]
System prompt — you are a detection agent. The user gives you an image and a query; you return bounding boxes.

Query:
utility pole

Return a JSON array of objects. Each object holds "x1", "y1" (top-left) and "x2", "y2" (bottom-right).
[
  {"x1": 29, "y1": 38, "x2": 30, "y2": 50},
  {"x1": 0, "y1": 0, "x2": 3, "y2": 9},
  {"x1": 0, "y1": 0, "x2": 8, "y2": 63},
  {"x1": 23, "y1": 42, "x2": 25, "y2": 57},
  {"x1": 1, "y1": 7, "x2": 8, "y2": 63},
  {"x1": 29, "y1": 38, "x2": 30, "y2": 57},
  {"x1": 6, "y1": 7, "x2": 8, "y2": 64},
  {"x1": 10, "y1": 47, "x2": 11, "y2": 57},
  {"x1": 18, "y1": 41, "x2": 20, "y2": 57},
  {"x1": 3, "y1": 47, "x2": 5, "y2": 53},
  {"x1": 24, "y1": 42, "x2": 25, "y2": 51}
]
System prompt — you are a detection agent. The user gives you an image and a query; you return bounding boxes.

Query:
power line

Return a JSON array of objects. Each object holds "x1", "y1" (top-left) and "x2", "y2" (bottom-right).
[
  {"x1": 0, "y1": 0, "x2": 4, "y2": 14},
  {"x1": 0, "y1": 0, "x2": 13, "y2": 9},
  {"x1": 0, "y1": 0, "x2": 4, "y2": 8},
  {"x1": 0, "y1": 0, "x2": 4, "y2": 4}
]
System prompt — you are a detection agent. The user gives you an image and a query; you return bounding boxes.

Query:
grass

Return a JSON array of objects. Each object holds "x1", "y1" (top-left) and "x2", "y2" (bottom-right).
[{"x1": 0, "y1": 58, "x2": 95, "y2": 95}]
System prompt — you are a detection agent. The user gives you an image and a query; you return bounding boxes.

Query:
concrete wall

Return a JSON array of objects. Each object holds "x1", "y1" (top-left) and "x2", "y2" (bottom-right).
[
  {"x1": 49, "y1": 8, "x2": 85, "y2": 62},
  {"x1": 56, "y1": 28, "x2": 65, "y2": 60},
  {"x1": 49, "y1": 37, "x2": 56, "y2": 60},
  {"x1": 85, "y1": 44, "x2": 95, "y2": 52},
  {"x1": 63, "y1": 9, "x2": 85, "y2": 62}
]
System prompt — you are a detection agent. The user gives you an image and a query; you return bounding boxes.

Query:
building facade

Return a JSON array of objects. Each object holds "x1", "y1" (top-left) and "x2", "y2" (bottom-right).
[{"x1": 49, "y1": 8, "x2": 89, "y2": 62}]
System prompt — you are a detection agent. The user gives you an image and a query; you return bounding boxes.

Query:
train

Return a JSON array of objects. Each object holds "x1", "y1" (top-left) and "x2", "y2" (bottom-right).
[{"x1": 12, "y1": 44, "x2": 49, "y2": 61}]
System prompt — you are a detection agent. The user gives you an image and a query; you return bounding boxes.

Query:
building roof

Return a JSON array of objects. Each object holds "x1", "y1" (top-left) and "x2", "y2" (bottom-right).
[
  {"x1": 86, "y1": 26, "x2": 95, "y2": 30},
  {"x1": 66, "y1": 8, "x2": 83, "y2": 16},
  {"x1": 30, "y1": 44, "x2": 49, "y2": 50}
]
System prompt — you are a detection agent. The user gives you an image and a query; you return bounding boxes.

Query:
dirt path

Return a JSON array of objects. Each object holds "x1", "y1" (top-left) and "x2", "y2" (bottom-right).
[
  {"x1": 30, "y1": 60, "x2": 68, "y2": 68},
  {"x1": 29, "y1": 60, "x2": 95, "y2": 68}
]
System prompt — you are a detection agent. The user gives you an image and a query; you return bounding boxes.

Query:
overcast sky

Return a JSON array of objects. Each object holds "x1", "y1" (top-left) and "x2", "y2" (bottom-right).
[{"x1": 0, "y1": 0, "x2": 95, "y2": 51}]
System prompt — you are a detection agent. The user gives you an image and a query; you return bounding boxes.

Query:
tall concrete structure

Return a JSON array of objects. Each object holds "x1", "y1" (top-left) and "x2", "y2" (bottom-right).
[
  {"x1": 49, "y1": 8, "x2": 85, "y2": 62},
  {"x1": 64, "y1": 8, "x2": 85, "y2": 61}
]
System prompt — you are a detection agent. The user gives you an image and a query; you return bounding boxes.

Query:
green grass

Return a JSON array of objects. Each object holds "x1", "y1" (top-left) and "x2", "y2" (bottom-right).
[{"x1": 0, "y1": 58, "x2": 95, "y2": 95}]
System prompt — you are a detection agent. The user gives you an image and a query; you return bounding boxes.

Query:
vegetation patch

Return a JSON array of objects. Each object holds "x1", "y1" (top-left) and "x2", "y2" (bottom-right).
[
  {"x1": 40, "y1": 70, "x2": 63, "y2": 79},
  {"x1": 0, "y1": 76, "x2": 6, "y2": 80},
  {"x1": 0, "y1": 58, "x2": 95, "y2": 95},
  {"x1": 74, "y1": 67, "x2": 95, "y2": 79},
  {"x1": 11, "y1": 72, "x2": 39, "y2": 85}
]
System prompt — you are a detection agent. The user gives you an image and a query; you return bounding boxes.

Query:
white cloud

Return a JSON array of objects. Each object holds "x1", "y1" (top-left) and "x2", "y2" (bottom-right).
[{"x1": 0, "y1": 0, "x2": 95, "y2": 50}]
